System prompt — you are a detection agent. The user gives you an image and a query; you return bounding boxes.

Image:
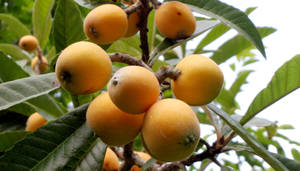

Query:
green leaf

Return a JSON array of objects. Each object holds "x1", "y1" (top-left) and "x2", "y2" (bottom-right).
[
  {"x1": 207, "y1": 104, "x2": 288, "y2": 171},
  {"x1": 0, "y1": 44, "x2": 31, "y2": 61},
  {"x1": 0, "y1": 111, "x2": 27, "y2": 132},
  {"x1": 229, "y1": 143, "x2": 300, "y2": 171},
  {"x1": 278, "y1": 124, "x2": 294, "y2": 130},
  {"x1": 0, "y1": 131, "x2": 28, "y2": 152},
  {"x1": 33, "y1": 0, "x2": 55, "y2": 48},
  {"x1": 231, "y1": 114, "x2": 273, "y2": 128},
  {"x1": 240, "y1": 55, "x2": 300, "y2": 125},
  {"x1": 211, "y1": 27, "x2": 276, "y2": 64},
  {"x1": 147, "y1": 10, "x2": 156, "y2": 52},
  {"x1": 53, "y1": 0, "x2": 86, "y2": 53},
  {"x1": 149, "y1": 20, "x2": 220, "y2": 65},
  {"x1": 169, "y1": 0, "x2": 266, "y2": 57},
  {"x1": 292, "y1": 149, "x2": 300, "y2": 162},
  {"x1": 0, "y1": 73, "x2": 59, "y2": 111},
  {"x1": 0, "y1": 14, "x2": 30, "y2": 38},
  {"x1": 0, "y1": 104, "x2": 101, "y2": 170},
  {"x1": 0, "y1": 52, "x2": 29, "y2": 82},
  {"x1": 194, "y1": 24, "x2": 230, "y2": 54},
  {"x1": 74, "y1": 0, "x2": 112, "y2": 9},
  {"x1": 75, "y1": 139, "x2": 107, "y2": 171},
  {"x1": 107, "y1": 35, "x2": 142, "y2": 58},
  {"x1": 25, "y1": 94, "x2": 65, "y2": 120},
  {"x1": 230, "y1": 70, "x2": 253, "y2": 97}
]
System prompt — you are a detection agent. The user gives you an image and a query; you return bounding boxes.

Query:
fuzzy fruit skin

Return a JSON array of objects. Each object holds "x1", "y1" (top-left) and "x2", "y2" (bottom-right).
[
  {"x1": 25, "y1": 112, "x2": 47, "y2": 132},
  {"x1": 19, "y1": 35, "x2": 38, "y2": 52},
  {"x1": 108, "y1": 66, "x2": 160, "y2": 114},
  {"x1": 55, "y1": 41, "x2": 112, "y2": 95},
  {"x1": 130, "y1": 152, "x2": 151, "y2": 171},
  {"x1": 171, "y1": 54, "x2": 224, "y2": 106},
  {"x1": 31, "y1": 56, "x2": 48, "y2": 73},
  {"x1": 155, "y1": 1, "x2": 196, "y2": 40},
  {"x1": 124, "y1": 12, "x2": 139, "y2": 38},
  {"x1": 102, "y1": 148, "x2": 120, "y2": 171},
  {"x1": 84, "y1": 4, "x2": 128, "y2": 44},
  {"x1": 86, "y1": 92, "x2": 144, "y2": 146},
  {"x1": 142, "y1": 99, "x2": 200, "y2": 162}
]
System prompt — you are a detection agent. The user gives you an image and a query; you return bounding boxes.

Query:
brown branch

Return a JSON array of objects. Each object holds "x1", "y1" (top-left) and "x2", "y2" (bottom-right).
[
  {"x1": 155, "y1": 66, "x2": 181, "y2": 84},
  {"x1": 109, "y1": 52, "x2": 151, "y2": 70},
  {"x1": 149, "y1": 0, "x2": 161, "y2": 9},
  {"x1": 124, "y1": 0, "x2": 143, "y2": 15},
  {"x1": 34, "y1": 45, "x2": 44, "y2": 74},
  {"x1": 120, "y1": 142, "x2": 135, "y2": 171},
  {"x1": 136, "y1": 0, "x2": 152, "y2": 63}
]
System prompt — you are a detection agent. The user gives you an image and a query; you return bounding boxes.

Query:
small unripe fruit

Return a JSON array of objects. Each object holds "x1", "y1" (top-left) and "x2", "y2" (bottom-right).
[
  {"x1": 142, "y1": 99, "x2": 200, "y2": 162},
  {"x1": 124, "y1": 12, "x2": 139, "y2": 38},
  {"x1": 25, "y1": 112, "x2": 47, "y2": 132},
  {"x1": 19, "y1": 35, "x2": 39, "y2": 52},
  {"x1": 55, "y1": 41, "x2": 112, "y2": 95},
  {"x1": 171, "y1": 54, "x2": 224, "y2": 105},
  {"x1": 84, "y1": 4, "x2": 128, "y2": 44},
  {"x1": 130, "y1": 152, "x2": 151, "y2": 171},
  {"x1": 108, "y1": 66, "x2": 160, "y2": 114},
  {"x1": 155, "y1": 1, "x2": 196, "y2": 40},
  {"x1": 102, "y1": 148, "x2": 120, "y2": 171},
  {"x1": 86, "y1": 92, "x2": 144, "y2": 146},
  {"x1": 31, "y1": 56, "x2": 48, "y2": 73}
]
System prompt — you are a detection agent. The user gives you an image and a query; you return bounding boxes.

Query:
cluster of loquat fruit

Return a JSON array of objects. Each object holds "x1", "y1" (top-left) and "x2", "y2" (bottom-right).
[{"x1": 23, "y1": 1, "x2": 224, "y2": 170}]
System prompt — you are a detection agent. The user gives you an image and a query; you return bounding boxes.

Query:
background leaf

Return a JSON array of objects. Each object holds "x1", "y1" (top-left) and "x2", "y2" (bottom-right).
[
  {"x1": 240, "y1": 55, "x2": 300, "y2": 125},
  {"x1": 32, "y1": 0, "x2": 55, "y2": 48},
  {"x1": 211, "y1": 27, "x2": 276, "y2": 64},
  {"x1": 0, "y1": 14, "x2": 30, "y2": 38},
  {"x1": 53, "y1": 0, "x2": 86, "y2": 52}
]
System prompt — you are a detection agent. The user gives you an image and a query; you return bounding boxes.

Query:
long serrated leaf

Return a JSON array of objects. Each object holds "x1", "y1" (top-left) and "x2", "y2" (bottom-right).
[
  {"x1": 75, "y1": 139, "x2": 107, "y2": 171},
  {"x1": 211, "y1": 27, "x2": 275, "y2": 64},
  {"x1": 0, "y1": 52, "x2": 29, "y2": 82},
  {"x1": 0, "y1": 73, "x2": 59, "y2": 111},
  {"x1": 33, "y1": 0, "x2": 55, "y2": 48},
  {"x1": 168, "y1": 0, "x2": 265, "y2": 57},
  {"x1": 229, "y1": 143, "x2": 300, "y2": 171},
  {"x1": 53, "y1": 0, "x2": 86, "y2": 53},
  {"x1": 149, "y1": 20, "x2": 220, "y2": 65},
  {"x1": 240, "y1": 55, "x2": 300, "y2": 125},
  {"x1": 0, "y1": 44, "x2": 31, "y2": 61},
  {"x1": 0, "y1": 131, "x2": 28, "y2": 152},
  {"x1": 291, "y1": 149, "x2": 300, "y2": 162},
  {"x1": 207, "y1": 104, "x2": 288, "y2": 171},
  {"x1": 0, "y1": 14, "x2": 30, "y2": 38},
  {"x1": 147, "y1": 10, "x2": 156, "y2": 52},
  {"x1": 0, "y1": 104, "x2": 100, "y2": 170}
]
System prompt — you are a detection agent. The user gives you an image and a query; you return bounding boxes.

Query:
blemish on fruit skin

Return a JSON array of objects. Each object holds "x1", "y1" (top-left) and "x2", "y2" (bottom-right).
[
  {"x1": 60, "y1": 70, "x2": 72, "y2": 83},
  {"x1": 89, "y1": 26, "x2": 99, "y2": 38},
  {"x1": 177, "y1": 12, "x2": 182, "y2": 16},
  {"x1": 112, "y1": 76, "x2": 118, "y2": 86}
]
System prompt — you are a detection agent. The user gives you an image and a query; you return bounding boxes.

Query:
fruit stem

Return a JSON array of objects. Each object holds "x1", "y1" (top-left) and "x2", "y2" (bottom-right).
[
  {"x1": 109, "y1": 52, "x2": 151, "y2": 70},
  {"x1": 34, "y1": 45, "x2": 43, "y2": 74},
  {"x1": 155, "y1": 66, "x2": 181, "y2": 84}
]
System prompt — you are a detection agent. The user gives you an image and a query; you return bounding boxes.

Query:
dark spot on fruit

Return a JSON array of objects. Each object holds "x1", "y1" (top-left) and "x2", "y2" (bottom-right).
[
  {"x1": 177, "y1": 12, "x2": 182, "y2": 16},
  {"x1": 112, "y1": 77, "x2": 118, "y2": 86},
  {"x1": 89, "y1": 26, "x2": 99, "y2": 38},
  {"x1": 60, "y1": 70, "x2": 72, "y2": 83}
]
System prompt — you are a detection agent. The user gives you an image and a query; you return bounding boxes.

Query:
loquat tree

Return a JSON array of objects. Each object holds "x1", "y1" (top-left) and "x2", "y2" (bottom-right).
[{"x1": 0, "y1": 0, "x2": 299, "y2": 170}]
